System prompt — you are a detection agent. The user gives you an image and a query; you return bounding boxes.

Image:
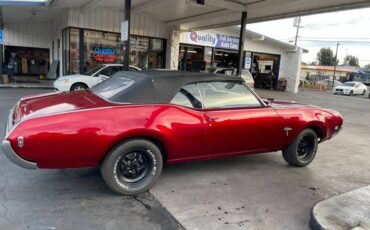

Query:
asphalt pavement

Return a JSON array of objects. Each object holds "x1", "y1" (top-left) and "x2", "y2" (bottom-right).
[
  {"x1": 0, "y1": 88, "x2": 182, "y2": 230},
  {"x1": 1, "y1": 88, "x2": 369, "y2": 230},
  {"x1": 151, "y1": 89, "x2": 370, "y2": 230}
]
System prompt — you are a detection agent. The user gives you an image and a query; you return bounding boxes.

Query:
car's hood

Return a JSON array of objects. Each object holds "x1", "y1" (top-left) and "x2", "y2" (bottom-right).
[
  {"x1": 58, "y1": 74, "x2": 88, "y2": 80},
  {"x1": 335, "y1": 85, "x2": 353, "y2": 90},
  {"x1": 13, "y1": 91, "x2": 111, "y2": 122}
]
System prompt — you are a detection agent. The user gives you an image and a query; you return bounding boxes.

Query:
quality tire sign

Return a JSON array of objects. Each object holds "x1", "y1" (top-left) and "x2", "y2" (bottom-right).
[{"x1": 186, "y1": 31, "x2": 239, "y2": 50}]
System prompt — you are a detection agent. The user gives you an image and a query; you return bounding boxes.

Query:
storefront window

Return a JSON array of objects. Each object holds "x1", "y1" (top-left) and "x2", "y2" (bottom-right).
[
  {"x1": 213, "y1": 49, "x2": 238, "y2": 68},
  {"x1": 130, "y1": 36, "x2": 149, "y2": 69},
  {"x1": 83, "y1": 29, "x2": 123, "y2": 72},
  {"x1": 148, "y1": 38, "x2": 164, "y2": 69},
  {"x1": 178, "y1": 45, "x2": 205, "y2": 72},
  {"x1": 204, "y1": 47, "x2": 213, "y2": 68},
  {"x1": 69, "y1": 28, "x2": 80, "y2": 74},
  {"x1": 62, "y1": 27, "x2": 165, "y2": 74}
]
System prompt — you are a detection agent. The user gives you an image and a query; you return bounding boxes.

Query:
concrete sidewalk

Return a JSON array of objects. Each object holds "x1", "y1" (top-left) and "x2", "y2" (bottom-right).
[
  {"x1": 0, "y1": 81, "x2": 54, "y2": 89},
  {"x1": 311, "y1": 185, "x2": 370, "y2": 230}
]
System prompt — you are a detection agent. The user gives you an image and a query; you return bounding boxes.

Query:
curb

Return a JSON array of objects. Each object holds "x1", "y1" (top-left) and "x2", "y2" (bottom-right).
[
  {"x1": 309, "y1": 185, "x2": 370, "y2": 230},
  {"x1": 310, "y1": 204, "x2": 325, "y2": 230},
  {"x1": 0, "y1": 85, "x2": 54, "y2": 89}
]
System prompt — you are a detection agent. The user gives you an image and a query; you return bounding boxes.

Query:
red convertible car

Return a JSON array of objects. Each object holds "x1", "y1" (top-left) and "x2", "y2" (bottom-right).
[{"x1": 2, "y1": 71, "x2": 343, "y2": 195}]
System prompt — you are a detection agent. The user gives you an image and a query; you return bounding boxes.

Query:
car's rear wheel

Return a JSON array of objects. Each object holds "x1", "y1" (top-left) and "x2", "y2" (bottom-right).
[
  {"x1": 101, "y1": 139, "x2": 163, "y2": 195},
  {"x1": 282, "y1": 129, "x2": 318, "y2": 167},
  {"x1": 71, "y1": 83, "x2": 88, "y2": 91}
]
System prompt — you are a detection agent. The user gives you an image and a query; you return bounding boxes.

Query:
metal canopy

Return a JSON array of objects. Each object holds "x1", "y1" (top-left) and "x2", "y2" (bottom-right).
[{"x1": 2, "y1": 0, "x2": 370, "y2": 29}]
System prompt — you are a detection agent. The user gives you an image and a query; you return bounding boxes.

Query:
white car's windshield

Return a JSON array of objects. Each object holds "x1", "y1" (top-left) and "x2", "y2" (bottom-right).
[
  {"x1": 343, "y1": 82, "x2": 356, "y2": 87},
  {"x1": 83, "y1": 66, "x2": 102, "y2": 76}
]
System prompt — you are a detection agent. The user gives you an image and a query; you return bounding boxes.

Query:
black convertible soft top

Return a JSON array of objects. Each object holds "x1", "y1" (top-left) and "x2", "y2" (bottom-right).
[{"x1": 92, "y1": 70, "x2": 244, "y2": 104}]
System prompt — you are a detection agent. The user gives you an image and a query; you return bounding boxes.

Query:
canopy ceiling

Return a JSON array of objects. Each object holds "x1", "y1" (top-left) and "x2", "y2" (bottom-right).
[{"x1": 2, "y1": 0, "x2": 370, "y2": 30}]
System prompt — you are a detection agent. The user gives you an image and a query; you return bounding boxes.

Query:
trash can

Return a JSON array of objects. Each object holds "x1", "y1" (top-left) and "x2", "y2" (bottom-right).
[{"x1": 2, "y1": 74, "x2": 10, "y2": 84}]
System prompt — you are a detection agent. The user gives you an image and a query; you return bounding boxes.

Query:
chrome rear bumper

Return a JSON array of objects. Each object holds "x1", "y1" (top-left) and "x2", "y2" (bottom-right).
[
  {"x1": 2, "y1": 109, "x2": 37, "y2": 170},
  {"x1": 1, "y1": 140, "x2": 37, "y2": 169}
]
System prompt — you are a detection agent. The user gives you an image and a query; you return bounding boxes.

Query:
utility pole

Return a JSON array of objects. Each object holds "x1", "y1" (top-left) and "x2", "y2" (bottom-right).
[
  {"x1": 123, "y1": 0, "x2": 131, "y2": 71},
  {"x1": 293, "y1": 16, "x2": 303, "y2": 47},
  {"x1": 332, "y1": 42, "x2": 340, "y2": 88}
]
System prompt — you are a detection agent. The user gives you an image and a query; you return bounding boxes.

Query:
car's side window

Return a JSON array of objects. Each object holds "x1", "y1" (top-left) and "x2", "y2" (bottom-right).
[
  {"x1": 99, "y1": 67, "x2": 113, "y2": 76},
  {"x1": 170, "y1": 84, "x2": 202, "y2": 109},
  {"x1": 198, "y1": 81, "x2": 262, "y2": 109},
  {"x1": 110, "y1": 66, "x2": 122, "y2": 76}
]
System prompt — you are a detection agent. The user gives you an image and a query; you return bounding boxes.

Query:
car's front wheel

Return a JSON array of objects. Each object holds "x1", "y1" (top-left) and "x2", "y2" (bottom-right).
[
  {"x1": 282, "y1": 129, "x2": 318, "y2": 167},
  {"x1": 362, "y1": 90, "x2": 366, "y2": 95},
  {"x1": 348, "y1": 90, "x2": 353, "y2": 96},
  {"x1": 101, "y1": 139, "x2": 163, "y2": 195},
  {"x1": 71, "y1": 83, "x2": 88, "y2": 91}
]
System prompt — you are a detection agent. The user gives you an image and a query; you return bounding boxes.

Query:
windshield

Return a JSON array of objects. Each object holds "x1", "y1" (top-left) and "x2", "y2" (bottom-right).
[
  {"x1": 343, "y1": 82, "x2": 356, "y2": 87},
  {"x1": 83, "y1": 66, "x2": 103, "y2": 76}
]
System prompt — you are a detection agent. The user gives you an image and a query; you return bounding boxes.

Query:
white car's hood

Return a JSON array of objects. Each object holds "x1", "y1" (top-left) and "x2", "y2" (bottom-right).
[
  {"x1": 58, "y1": 74, "x2": 87, "y2": 80},
  {"x1": 335, "y1": 85, "x2": 353, "y2": 90}
]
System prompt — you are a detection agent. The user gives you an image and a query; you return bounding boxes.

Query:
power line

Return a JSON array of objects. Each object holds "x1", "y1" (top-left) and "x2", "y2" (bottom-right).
[{"x1": 283, "y1": 39, "x2": 370, "y2": 44}]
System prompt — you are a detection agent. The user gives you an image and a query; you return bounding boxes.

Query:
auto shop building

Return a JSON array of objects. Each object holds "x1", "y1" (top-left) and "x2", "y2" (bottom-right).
[{"x1": 2, "y1": 0, "x2": 368, "y2": 93}]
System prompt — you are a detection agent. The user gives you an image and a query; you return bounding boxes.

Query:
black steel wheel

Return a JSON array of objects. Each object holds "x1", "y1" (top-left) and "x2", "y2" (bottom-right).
[
  {"x1": 117, "y1": 150, "x2": 152, "y2": 183},
  {"x1": 101, "y1": 139, "x2": 163, "y2": 195},
  {"x1": 282, "y1": 129, "x2": 318, "y2": 167}
]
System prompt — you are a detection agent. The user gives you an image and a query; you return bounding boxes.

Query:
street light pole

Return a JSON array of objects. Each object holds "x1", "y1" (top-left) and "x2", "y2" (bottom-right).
[{"x1": 332, "y1": 42, "x2": 340, "y2": 88}]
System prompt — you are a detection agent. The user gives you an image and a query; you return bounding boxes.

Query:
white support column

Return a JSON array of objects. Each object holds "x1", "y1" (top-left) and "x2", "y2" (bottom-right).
[
  {"x1": 281, "y1": 48, "x2": 303, "y2": 93},
  {"x1": 166, "y1": 28, "x2": 180, "y2": 70}
]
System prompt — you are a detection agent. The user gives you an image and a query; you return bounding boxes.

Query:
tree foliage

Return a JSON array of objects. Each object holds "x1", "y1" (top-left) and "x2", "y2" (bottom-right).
[
  {"x1": 316, "y1": 48, "x2": 338, "y2": 66},
  {"x1": 343, "y1": 55, "x2": 360, "y2": 67}
]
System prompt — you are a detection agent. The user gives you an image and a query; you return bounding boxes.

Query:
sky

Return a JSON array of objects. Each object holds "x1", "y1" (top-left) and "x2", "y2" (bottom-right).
[{"x1": 248, "y1": 7, "x2": 370, "y2": 67}]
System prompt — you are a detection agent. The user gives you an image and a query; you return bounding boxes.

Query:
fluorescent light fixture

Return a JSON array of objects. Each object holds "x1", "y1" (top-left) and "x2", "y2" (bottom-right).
[
  {"x1": 0, "y1": 0, "x2": 49, "y2": 6},
  {"x1": 187, "y1": 50, "x2": 197, "y2": 54}
]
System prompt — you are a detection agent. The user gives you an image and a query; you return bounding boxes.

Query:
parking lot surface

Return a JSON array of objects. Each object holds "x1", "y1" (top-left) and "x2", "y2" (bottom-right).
[
  {"x1": 151, "y1": 89, "x2": 370, "y2": 230},
  {"x1": 0, "y1": 89, "x2": 182, "y2": 230},
  {"x1": 1, "y1": 88, "x2": 369, "y2": 230}
]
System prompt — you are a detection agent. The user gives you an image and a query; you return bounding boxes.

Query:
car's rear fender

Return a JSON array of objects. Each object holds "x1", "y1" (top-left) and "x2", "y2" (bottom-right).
[{"x1": 101, "y1": 131, "x2": 170, "y2": 164}]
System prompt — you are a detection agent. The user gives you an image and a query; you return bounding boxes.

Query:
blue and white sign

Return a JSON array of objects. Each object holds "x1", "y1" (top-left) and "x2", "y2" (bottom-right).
[
  {"x1": 215, "y1": 34, "x2": 239, "y2": 50},
  {"x1": 244, "y1": 58, "x2": 251, "y2": 69},
  {"x1": 0, "y1": 30, "x2": 3, "y2": 45},
  {"x1": 187, "y1": 31, "x2": 239, "y2": 50}
]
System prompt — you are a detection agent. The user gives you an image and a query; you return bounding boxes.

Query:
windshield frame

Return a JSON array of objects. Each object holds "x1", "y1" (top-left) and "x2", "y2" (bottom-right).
[
  {"x1": 82, "y1": 65, "x2": 104, "y2": 76},
  {"x1": 343, "y1": 82, "x2": 356, "y2": 87}
]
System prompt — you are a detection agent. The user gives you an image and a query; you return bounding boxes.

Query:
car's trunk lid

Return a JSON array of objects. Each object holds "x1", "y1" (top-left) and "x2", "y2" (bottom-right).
[{"x1": 12, "y1": 90, "x2": 111, "y2": 124}]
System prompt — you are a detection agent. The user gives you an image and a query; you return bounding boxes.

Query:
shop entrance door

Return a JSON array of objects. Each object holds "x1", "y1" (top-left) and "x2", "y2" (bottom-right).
[
  {"x1": 178, "y1": 45, "x2": 205, "y2": 72},
  {"x1": 213, "y1": 49, "x2": 238, "y2": 68}
]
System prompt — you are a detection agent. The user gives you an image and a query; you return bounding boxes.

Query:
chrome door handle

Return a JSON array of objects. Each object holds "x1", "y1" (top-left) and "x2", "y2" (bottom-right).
[{"x1": 206, "y1": 117, "x2": 219, "y2": 122}]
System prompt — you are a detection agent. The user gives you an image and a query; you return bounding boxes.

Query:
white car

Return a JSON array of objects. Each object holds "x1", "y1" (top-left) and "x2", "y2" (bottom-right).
[
  {"x1": 334, "y1": 81, "x2": 367, "y2": 96},
  {"x1": 317, "y1": 79, "x2": 342, "y2": 87},
  {"x1": 54, "y1": 64, "x2": 141, "y2": 91}
]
